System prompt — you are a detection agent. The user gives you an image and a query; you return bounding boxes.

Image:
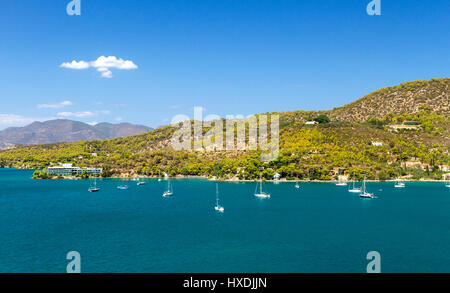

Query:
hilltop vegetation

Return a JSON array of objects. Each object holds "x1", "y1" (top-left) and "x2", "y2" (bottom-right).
[{"x1": 0, "y1": 78, "x2": 449, "y2": 181}]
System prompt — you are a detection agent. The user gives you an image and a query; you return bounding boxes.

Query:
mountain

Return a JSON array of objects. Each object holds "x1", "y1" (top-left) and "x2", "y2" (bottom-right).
[
  {"x1": 329, "y1": 78, "x2": 449, "y2": 122},
  {"x1": 0, "y1": 119, "x2": 152, "y2": 147},
  {"x1": 1, "y1": 78, "x2": 448, "y2": 181}
]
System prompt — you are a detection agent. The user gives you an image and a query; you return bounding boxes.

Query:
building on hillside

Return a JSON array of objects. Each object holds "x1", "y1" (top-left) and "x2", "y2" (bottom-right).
[
  {"x1": 305, "y1": 121, "x2": 319, "y2": 125},
  {"x1": 47, "y1": 163, "x2": 102, "y2": 176},
  {"x1": 371, "y1": 141, "x2": 383, "y2": 147},
  {"x1": 440, "y1": 165, "x2": 450, "y2": 172},
  {"x1": 273, "y1": 173, "x2": 281, "y2": 180}
]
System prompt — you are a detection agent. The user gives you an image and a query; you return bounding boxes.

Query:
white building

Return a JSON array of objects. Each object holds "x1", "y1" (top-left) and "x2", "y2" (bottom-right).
[
  {"x1": 371, "y1": 142, "x2": 383, "y2": 147},
  {"x1": 47, "y1": 163, "x2": 102, "y2": 176},
  {"x1": 305, "y1": 121, "x2": 319, "y2": 125}
]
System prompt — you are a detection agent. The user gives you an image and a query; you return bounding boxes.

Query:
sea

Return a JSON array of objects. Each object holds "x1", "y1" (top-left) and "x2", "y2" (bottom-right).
[{"x1": 0, "y1": 168, "x2": 449, "y2": 273}]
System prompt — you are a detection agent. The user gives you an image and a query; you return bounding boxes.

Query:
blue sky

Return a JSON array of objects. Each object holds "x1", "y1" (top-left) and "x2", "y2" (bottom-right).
[{"x1": 0, "y1": 0, "x2": 448, "y2": 129}]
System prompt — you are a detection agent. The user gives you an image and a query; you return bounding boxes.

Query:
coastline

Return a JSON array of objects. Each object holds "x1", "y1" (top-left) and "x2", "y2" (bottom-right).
[{"x1": 3, "y1": 167, "x2": 448, "y2": 182}]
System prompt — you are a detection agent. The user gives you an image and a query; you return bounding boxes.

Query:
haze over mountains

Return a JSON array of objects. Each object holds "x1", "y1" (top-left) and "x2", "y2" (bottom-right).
[{"x1": 0, "y1": 119, "x2": 152, "y2": 148}]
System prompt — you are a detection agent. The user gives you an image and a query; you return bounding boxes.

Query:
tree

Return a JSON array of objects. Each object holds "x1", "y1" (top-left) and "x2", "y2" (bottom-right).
[{"x1": 314, "y1": 114, "x2": 330, "y2": 124}]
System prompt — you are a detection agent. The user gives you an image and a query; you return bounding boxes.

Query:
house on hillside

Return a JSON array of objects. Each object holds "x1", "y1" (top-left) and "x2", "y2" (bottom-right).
[
  {"x1": 440, "y1": 165, "x2": 450, "y2": 172},
  {"x1": 371, "y1": 141, "x2": 383, "y2": 147},
  {"x1": 305, "y1": 121, "x2": 319, "y2": 125}
]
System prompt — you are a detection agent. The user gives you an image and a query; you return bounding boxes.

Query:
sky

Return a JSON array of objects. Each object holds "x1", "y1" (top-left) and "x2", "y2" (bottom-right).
[{"x1": 0, "y1": 0, "x2": 448, "y2": 130}]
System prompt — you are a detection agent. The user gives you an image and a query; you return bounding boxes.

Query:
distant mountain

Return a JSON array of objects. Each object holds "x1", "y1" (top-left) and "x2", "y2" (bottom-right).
[
  {"x1": 329, "y1": 78, "x2": 449, "y2": 122},
  {"x1": 0, "y1": 119, "x2": 152, "y2": 147}
]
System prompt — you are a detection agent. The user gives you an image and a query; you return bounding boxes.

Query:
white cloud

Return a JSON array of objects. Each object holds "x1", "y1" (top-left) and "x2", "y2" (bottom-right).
[
  {"x1": 115, "y1": 117, "x2": 123, "y2": 122},
  {"x1": 0, "y1": 114, "x2": 51, "y2": 129},
  {"x1": 57, "y1": 111, "x2": 95, "y2": 118},
  {"x1": 57, "y1": 110, "x2": 110, "y2": 118},
  {"x1": 60, "y1": 60, "x2": 90, "y2": 69},
  {"x1": 37, "y1": 100, "x2": 73, "y2": 109},
  {"x1": 60, "y1": 56, "x2": 138, "y2": 78},
  {"x1": 91, "y1": 56, "x2": 138, "y2": 70},
  {"x1": 87, "y1": 121, "x2": 98, "y2": 126}
]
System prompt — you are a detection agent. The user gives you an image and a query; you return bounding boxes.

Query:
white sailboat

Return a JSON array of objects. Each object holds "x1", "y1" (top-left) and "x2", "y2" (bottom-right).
[
  {"x1": 394, "y1": 179, "x2": 405, "y2": 188},
  {"x1": 158, "y1": 171, "x2": 162, "y2": 182},
  {"x1": 336, "y1": 177, "x2": 348, "y2": 186},
  {"x1": 295, "y1": 180, "x2": 300, "y2": 189},
  {"x1": 254, "y1": 174, "x2": 271, "y2": 198},
  {"x1": 348, "y1": 174, "x2": 362, "y2": 193},
  {"x1": 360, "y1": 175, "x2": 375, "y2": 198},
  {"x1": 137, "y1": 178, "x2": 146, "y2": 186},
  {"x1": 88, "y1": 178, "x2": 100, "y2": 192},
  {"x1": 214, "y1": 184, "x2": 224, "y2": 212},
  {"x1": 162, "y1": 179, "x2": 173, "y2": 197},
  {"x1": 446, "y1": 176, "x2": 450, "y2": 188}
]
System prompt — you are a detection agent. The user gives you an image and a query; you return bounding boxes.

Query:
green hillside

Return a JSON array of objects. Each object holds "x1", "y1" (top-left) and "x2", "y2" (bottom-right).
[{"x1": 1, "y1": 78, "x2": 449, "y2": 181}]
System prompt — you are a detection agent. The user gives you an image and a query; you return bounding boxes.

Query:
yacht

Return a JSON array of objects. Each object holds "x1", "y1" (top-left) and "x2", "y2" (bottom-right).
[
  {"x1": 254, "y1": 174, "x2": 271, "y2": 198},
  {"x1": 295, "y1": 180, "x2": 300, "y2": 189},
  {"x1": 348, "y1": 175, "x2": 362, "y2": 193},
  {"x1": 117, "y1": 179, "x2": 129, "y2": 190},
  {"x1": 137, "y1": 178, "x2": 146, "y2": 186},
  {"x1": 360, "y1": 175, "x2": 375, "y2": 199},
  {"x1": 214, "y1": 184, "x2": 224, "y2": 212},
  {"x1": 394, "y1": 180, "x2": 405, "y2": 188},
  {"x1": 162, "y1": 179, "x2": 173, "y2": 197},
  {"x1": 88, "y1": 178, "x2": 100, "y2": 192}
]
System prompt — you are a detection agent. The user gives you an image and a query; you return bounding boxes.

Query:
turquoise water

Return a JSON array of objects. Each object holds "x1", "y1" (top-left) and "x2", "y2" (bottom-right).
[{"x1": 0, "y1": 168, "x2": 449, "y2": 273}]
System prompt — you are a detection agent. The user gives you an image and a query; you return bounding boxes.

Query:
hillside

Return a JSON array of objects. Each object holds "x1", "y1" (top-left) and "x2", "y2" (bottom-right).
[
  {"x1": 329, "y1": 78, "x2": 449, "y2": 122},
  {"x1": 0, "y1": 119, "x2": 152, "y2": 147},
  {"x1": 0, "y1": 78, "x2": 448, "y2": 181}
]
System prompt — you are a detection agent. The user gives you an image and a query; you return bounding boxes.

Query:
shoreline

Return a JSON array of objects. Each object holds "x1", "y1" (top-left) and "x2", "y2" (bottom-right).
[
  {"x1": 35, "y1": 175, "x2": 450, "y2": 183},
  {"x1": 3, "y1": 168, "x2": 448, "y2": 182}
]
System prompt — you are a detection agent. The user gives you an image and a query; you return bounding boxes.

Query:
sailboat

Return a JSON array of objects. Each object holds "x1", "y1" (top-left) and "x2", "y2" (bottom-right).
[
  {"x1": 360, "y1": 175, "x2": 375, "y2": 198},
  {"x1": 162, "y1": 179, "x2": 173, "y2": 197},
  {"x1": 214, "y1": 184, "x2": 224, "y2": 212},
  {"x1": 88, "y1": 178, "x2": 100, "y2": 192},
  {"x1": 394, "y1": 178, "x2": 405, "y2": 188},
  {"x1": 336, "y1": 177, "x2": 348, "y2": 186},
  {"x1": 254, "y1": 174, "x2": 271, "y2": 198},
  {"x1": 137, "y1": 178, "x2": 146, "y2": 186},
  {"x1": 295, "y1": 180, "x2": 300, "y2": 189},
  {"x1": 117, "y1": 178, "x2": 129, "y2": 190},
  {"x1": 445, "y1": 176, "x2": 450, "y2": 188},
  {"x1": 348, "y1": 174, "x2": 362, "y2": 193},
  {"x1": 158, "y1": 171, "x2": 162, "y2": 182}
]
